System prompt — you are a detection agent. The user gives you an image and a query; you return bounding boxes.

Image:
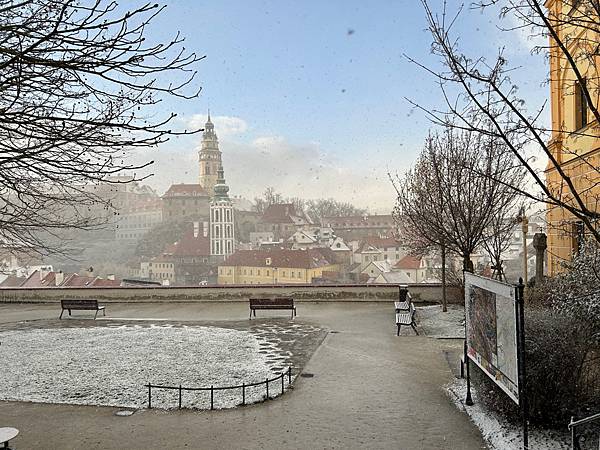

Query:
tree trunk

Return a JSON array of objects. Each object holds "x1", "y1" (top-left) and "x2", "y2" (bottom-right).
[
  {"x1": 463, "y1": 253, "x2": 474, "y2": 273},
  {"x1": 441, "y1": 243, "x2": 447, "y2": 312}
]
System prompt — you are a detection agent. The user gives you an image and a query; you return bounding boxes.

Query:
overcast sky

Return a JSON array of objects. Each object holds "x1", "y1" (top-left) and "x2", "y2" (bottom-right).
[{"x1": 128, "y1": 0, "x2": 548, "y2": 213}]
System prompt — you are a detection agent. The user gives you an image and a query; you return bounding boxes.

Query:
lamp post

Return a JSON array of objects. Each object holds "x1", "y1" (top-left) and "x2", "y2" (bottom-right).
[{"x1": 521, "y1": 213, "x2": 529, "y2": 286}]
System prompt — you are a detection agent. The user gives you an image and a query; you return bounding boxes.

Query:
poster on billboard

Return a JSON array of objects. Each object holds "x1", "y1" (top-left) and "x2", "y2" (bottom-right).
[{"x1": 464, "y1": 272, "x2": 520, "y2": 404}]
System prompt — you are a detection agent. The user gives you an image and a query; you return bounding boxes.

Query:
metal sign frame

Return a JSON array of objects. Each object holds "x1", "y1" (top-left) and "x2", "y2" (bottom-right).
[{"x1": 463, "y1": 272, "x2": 529, "y2": 449}]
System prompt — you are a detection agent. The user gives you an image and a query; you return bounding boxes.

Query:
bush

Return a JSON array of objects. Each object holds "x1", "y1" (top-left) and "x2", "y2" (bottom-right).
[
  {"x1": 475, "y1": 241, "x2": 600, "y2": 428},
  {"x1": 475, "y1": 306, "x2": 599, "y2": 428}
]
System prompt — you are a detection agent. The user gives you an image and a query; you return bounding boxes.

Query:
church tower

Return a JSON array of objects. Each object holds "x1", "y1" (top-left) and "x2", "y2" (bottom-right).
[
  {"x1": 210, "y1": 165, "x2": 235, "y2": 260},
  {"x1": 198, "y1": 112, "x2": 222, "y2": 192}
]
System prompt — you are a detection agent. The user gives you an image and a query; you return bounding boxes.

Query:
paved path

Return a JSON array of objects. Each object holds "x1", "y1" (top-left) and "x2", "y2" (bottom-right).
[{"x1": 0, "y1": 302, "x2": 486, "y2": 449}]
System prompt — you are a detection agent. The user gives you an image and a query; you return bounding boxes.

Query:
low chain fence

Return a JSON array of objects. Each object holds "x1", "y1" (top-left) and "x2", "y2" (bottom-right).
[{"x1": 145, "y1": 367, "x2": 293, "y2": 410}]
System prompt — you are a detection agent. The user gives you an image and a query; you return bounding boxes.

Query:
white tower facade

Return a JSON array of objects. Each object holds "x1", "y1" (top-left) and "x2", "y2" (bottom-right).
[{"x1": 210, "y1": 166, "x2": 235, "y2": 259}]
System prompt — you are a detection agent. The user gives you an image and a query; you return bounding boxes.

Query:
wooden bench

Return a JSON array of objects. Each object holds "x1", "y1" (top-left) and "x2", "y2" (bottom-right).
[
  {"x1": 59, "y1": 299, "x2": 106, "y2": 320},
  {"x1": 395, "y1": 285, "x2": 418, "y2": 335},
  {"x1": 249, "y1": 297, "x2": 296, "y2": 319}
]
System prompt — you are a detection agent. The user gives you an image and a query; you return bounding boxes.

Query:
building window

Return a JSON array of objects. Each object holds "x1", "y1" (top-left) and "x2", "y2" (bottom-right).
[
  {"x1": 571, "y1": 221, "x2": 585, "y2": 255},
  {"x1": 574, "y1": 79, "x2": 589, "y2": 130}
]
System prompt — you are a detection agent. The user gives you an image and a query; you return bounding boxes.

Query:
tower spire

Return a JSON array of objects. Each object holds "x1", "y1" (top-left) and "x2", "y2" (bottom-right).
[
  {"x1": 198, "y1": 109, "x2": 220, "y2": 190},
  {"x1": 213, "y1": 164, "x2": 230, "y2": 200}
]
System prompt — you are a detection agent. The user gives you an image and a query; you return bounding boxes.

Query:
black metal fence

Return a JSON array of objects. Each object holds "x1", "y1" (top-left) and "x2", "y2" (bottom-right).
[
  {"x1": 569, "y1": 412, "x2": 600, "y2": 450},
  {"x1": 145, "y1": 367, "x2": 293, "y2": 410}
]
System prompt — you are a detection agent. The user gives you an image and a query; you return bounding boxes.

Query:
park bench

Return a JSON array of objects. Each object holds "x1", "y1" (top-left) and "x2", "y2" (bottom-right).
[
  {"x1": 395, "y1": 285, "x2": 418, "y2": 335},
  {"x1": 249, "y1": 297, "x2": 296, "y2": 319},
  {"x1": 59, "y1": 299, "x2": 106, "y2": 320}
]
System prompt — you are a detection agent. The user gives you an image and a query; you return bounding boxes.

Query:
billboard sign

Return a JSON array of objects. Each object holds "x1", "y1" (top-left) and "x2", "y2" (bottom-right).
[{"x1": 464, "y1": 272, "x2": 520, "y2": 404}]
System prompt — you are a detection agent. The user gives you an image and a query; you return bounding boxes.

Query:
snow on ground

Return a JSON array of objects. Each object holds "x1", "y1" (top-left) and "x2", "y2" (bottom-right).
[
  {"x1": 0, "y1": 325, "x2": 287, "y2": 410},
  {"x1": 446, "y1": 378, "x2": 570, "y2": 449},
  {"x1": 416, "y1": 304, "x2": 465, "y2": 338}
]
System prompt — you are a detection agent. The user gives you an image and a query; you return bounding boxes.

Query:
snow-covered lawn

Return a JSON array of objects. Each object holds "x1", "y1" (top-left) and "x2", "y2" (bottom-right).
[
  {"x1": 0, "y1": 325, "x2": 287, "y2": 410},
  {"x1": 416, "y1": 304, "x2": 465, "y2": 338},
  {"x1": 446, "y1": 378, "x2": 570, "y2": 449}
]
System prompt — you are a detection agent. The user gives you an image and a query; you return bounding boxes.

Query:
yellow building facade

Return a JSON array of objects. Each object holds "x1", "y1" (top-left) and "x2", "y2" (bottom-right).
[
  {"x1": 545, "y1": 0, "x2": 599, "y2": 275},
  {"x1": 217, "y1": 249, "x2": 340, "y2": 285}
]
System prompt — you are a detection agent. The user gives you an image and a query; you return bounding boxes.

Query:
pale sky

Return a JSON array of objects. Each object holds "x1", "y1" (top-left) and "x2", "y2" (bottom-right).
[{"x1": 127, "y1": 0, "x2": 549, "y2": 213}]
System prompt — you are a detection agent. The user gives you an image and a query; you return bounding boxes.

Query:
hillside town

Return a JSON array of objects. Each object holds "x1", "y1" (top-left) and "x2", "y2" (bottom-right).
[
  {"x1": 0, "y1": 113, "x2": 548, "y2": 289},
  {"x1": 0, "y1": 1, "x2": 598, "y2": 449}
]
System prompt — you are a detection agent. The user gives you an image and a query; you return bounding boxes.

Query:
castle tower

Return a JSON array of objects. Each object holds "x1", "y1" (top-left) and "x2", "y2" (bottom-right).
[
  {"x1": 210, "y1": 165, "x2": 235, "y2": 259},
  {"x1": 198, "y1": 111, "x2": 222, "y2": 192}
]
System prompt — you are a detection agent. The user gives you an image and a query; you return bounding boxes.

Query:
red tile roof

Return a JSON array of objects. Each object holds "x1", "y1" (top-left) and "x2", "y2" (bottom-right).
[
  {"x1": 89, "y1": 278, "x2": 122, "y2": 287},
  {"x1": 261, "y1": 204, "x2": 308, "y2": 224},
  {"x1": 162, "y1": 184, "x2": 210, "y2": 198},
  {"x1": 394, "y1": 255, "x2": 422, "y2": 270},
  {"x1": 61, "y1": 274, "x2": 96, "y2": 287},
  {"x1": 163, "y1": 223, "x2": 211, "y2": 257},
  {"x1": 20, "y1": 270, "x2": 59, "y2": 287},
  {"x1": 0, "y1": 275, "x2": 26, "y2": 287},
  {"x1": 356, "y1": 236, "x2": 400, "y2": 253},
  {"x1": 222, "y1": 248, "x2": 334, "y2": 269}
]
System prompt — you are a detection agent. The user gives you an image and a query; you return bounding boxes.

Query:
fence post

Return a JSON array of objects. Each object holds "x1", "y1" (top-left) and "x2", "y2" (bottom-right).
[
  {"x1": 148, "y1": 384, "x2": 152, "y2": 409},
  {"x1": 281, "y1": 372, "x2": 284, "y2": 394},
  {"x1": 242, "y1": 383, "x2": 246, "y2": 406},
  {"x1": 266, "y1": 378, "x2": 269, "y2": 399},
  {"x1": 288, "y1": 367, "x2": 292, "y2": 384},
  {"x1": 178, "y1": 384, "x2": 182, "y2": 409},
  {"x1": 210, "y1": 385, "x2": 214, "y2": 410}
]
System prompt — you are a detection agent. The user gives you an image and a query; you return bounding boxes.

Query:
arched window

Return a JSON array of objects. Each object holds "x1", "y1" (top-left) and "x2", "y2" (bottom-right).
[{"x1": 215, "y1": 225, "x2": 220, "y2": 237}]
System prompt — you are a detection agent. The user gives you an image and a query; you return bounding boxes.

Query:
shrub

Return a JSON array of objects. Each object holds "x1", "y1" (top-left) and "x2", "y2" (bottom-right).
[{"x1": 475, "y1": 241, "x2": 600, "y2": 428}]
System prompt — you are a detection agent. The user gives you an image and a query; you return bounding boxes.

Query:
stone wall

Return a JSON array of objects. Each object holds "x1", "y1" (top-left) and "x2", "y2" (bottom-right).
[{"x1": 0, "y1": 283, "x2": 463, "y2": 304}]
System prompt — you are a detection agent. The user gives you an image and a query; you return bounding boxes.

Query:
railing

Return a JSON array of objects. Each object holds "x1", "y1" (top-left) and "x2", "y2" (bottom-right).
[
  {"x1": 569, "y1": 412, "x2": 600, "y2": 450},
  {"x1": 145, "y1": 367, "x2": 293, "y2": 410}
]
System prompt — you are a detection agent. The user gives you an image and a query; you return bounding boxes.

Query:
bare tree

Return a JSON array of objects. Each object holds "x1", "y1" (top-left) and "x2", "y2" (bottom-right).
[
  {"x1": 410, "y1": 0, "x2": 600, "y2": 246},
  {"x1": 304, "y1": 199, "x2": 367, "y2": 224},
  {"x1": 0, "y1": 0, "x2": 203, "y2": 256},
  {"x1": 481, "y1": 210, "x2": 521, "y2": 281},
  {"x1": 252, "y1": 187, "x2": 366, "y2": 224},
  {"x1": 252, "y1": 187, "x2": 284, "y2": 214},
  {"x1": 392, "y1": 125, "x2": 524, "y2": 274}
]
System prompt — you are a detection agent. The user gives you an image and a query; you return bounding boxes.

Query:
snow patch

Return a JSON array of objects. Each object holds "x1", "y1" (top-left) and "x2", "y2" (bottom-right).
[
  {"x1": 446, "y1": 378, "x2": 570, "y2": 449},
  {"x1": 0, "y1": 325, "x2": 287, "y2": 410}
]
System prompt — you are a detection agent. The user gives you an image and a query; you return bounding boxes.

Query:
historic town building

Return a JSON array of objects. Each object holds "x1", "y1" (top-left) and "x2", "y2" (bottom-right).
[
  {"x1": 210, "y1": 165, "x2": 235, "y2": 260},
  {"x1": 198, "y1": 112, "x2": 222, "y2": 193},
  {"x1": 545, "y1": 0, "x2": 599, "y2": 274},
  {"x1": 161, "y1": 183, "x2": 211, "y2": 223}
]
